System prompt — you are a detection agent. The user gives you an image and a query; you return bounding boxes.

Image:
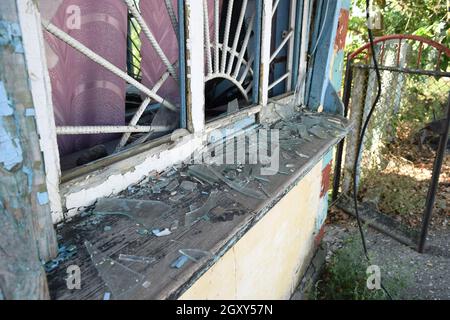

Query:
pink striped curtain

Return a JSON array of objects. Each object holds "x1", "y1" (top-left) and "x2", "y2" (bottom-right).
[{"x1": 42, "y1": 0, "x2": 127, "y2": 156}]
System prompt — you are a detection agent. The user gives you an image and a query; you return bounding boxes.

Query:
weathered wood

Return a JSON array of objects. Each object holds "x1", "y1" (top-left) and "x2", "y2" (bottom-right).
[
  {"x1": 0, "y1": 0, "x2": 56, "y2": 299},
  {"x1": 48, "y1": 116, "x2": 351, "y2": 300}
]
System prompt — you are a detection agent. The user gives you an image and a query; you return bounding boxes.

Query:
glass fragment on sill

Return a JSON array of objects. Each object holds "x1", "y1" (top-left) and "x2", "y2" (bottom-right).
[
  {"x1": 178, "y1": 249, "x2": 213, "y2": 262},
  {"x1": 227, "y1": 98, "x2": 240, "y2": 114},
  {"x1": 166, "y1": 179, "x2": 180, "y2": 192},
  {"x1": 170, "y1": 255, "x2": 189, "y2": 269},
  {"x1": 187, "y1": 165, "x2": 220, "y2": 185},
  {"x1": 308, "y1": 125, "x2": 329, "y2": 139},
  {"x1": 295, "y1": 150, "x2": 309, "y2": 159},
  {"x1": 118, "y1": 254, "x2": 156, "y2": 264},
  {"x1": 94, "y1": 198, "x2": 174, "y2": 230},
  {"x1": 209, "y1": 167, "x2": 266, "y2": 200},
  {"x1": 85, "y1": 241, "x2": 145, "y2": 299},
  {"x1": 185, "y1": 190, "x2": 220, "y2": 226},
  {"x1": 179, "y1": 180, "x2": 198, "y2": 192},
  {"x1": 152, "y1": 228, "x2": 172, "y2": 237}
]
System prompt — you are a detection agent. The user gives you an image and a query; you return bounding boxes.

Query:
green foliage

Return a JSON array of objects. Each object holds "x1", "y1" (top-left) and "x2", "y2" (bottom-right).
[
  {"x1": 313, "y1": 235, "x2": 410, "y2": 300},
  {"x1": 348, "y1": 0, "x2": 449, "y2": 52}
]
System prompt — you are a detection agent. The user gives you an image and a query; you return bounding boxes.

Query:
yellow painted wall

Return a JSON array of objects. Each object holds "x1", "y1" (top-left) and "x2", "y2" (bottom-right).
[{"x1": 180, "y1": 160, "x2": 323, "y2": 300}]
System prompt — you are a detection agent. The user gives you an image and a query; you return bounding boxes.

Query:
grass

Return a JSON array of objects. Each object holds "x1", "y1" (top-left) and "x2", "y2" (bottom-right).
[{"x1": 312, "y1": 234, "x2": 410, "y2": 300}]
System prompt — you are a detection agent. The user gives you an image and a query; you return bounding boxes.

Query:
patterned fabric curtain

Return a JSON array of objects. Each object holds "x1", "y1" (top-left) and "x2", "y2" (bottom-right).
[{"x1": 41, "y1": 0, "x2": 127, "y2": 156}]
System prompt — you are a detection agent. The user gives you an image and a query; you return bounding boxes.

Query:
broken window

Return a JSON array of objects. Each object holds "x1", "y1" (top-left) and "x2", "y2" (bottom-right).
[
  {"x1": 203, "y1": 0, "x2": 262, "y2": 121},
  {"x1": 40, "y1": 0, "x2": 183, "y2": 172}
]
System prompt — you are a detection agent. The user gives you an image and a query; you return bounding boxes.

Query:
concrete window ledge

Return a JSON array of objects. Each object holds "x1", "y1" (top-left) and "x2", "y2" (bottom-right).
[{"x1": 48, "y1": 112, "x2": 351, "y2": 300}]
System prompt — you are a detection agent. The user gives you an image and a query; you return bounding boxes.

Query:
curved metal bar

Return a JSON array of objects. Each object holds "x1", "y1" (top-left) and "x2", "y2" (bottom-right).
[
  {"x1": 205, "y1": 73, "x2": 250, "y2": 101},
  {"x1": 349, "y1": 34, "x2": 450, "y2": 62}
]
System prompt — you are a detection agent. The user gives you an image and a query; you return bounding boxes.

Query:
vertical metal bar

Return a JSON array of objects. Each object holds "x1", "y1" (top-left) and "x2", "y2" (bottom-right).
[
  {"x1": 291, "y1": 0, "x2": 303, "y2": 89},
  {"x1": 332, "y1": 58, "x2": 353, "y2": 202},
  {"x1": 436, "y1": 50, "x2": 443, "y2": 71},
  {"x1": 165, "y1": 0, "x2": 179, "y2": 40},
  {"x1": 127, "y1": 13, "x2": 133, "y2": 76},
  {"x1": 214, "y1": 0, "x2": 220, "y2": 73},
  {"x1": 286, "y1": 0, "x2": 298, "y2": 91},
  {"x1": 227, "y1": 0, "x2": 249, "y2": 75},
  {"x1": 221, "y1": 0, "x2": 235, "y2": 73},
  {"x1": 417, "y1": 42, "x2": 423, "y2": 68},
  {"x1": 203, "y1": 0, "x2": 213, "y2": 75},
  {"x1": 252, "y1": 0, "x2": 263, "y2": 104},
  {"x1": 396, "y1": 39, "x2": 402, "y2": 66},
  {"x1": 232, "y1": 14, "x2": 255, "y2": 78},
  {"x1": 178, "y1": 0, "x2": 187, "y2": 128},
  {"x1": 418, "y1": 93, "x2": 450, "y2": 253}
]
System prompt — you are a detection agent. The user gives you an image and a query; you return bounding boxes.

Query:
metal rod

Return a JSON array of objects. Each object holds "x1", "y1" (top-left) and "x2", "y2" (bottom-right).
[
  {"x1": 221, "y1": 0, "x2": 235, "y2": 73},
  {"x1": 227, "y1": 0, "x2": 248, "y2": 75},
  {"x1": 232, "y1": 14, "x2": 255, "y2": 78},
  {"x1": 239, "y1": 55, "x2": 255, "y2": 83},
  {"x1": 332, "y1": 58, "x2": 353, "y2": 202},
  {"x1": 214, "y1": 0, "x2": 220, "y2": 73},
  {"x1": 252, "y1": 0, "x2": 262, "y2": 104},
  {"x1": 116, "y1": 97, "x2": 152, "y2": 151},
  {"x1": 57, "y1": 126, "x2": 154, "y2": 135},
  {"x1": 352, "y1": 63, "x2": 450, "y2": 78},
  {"x1": 124, "y1": 0, "x2": 179, "y2": 82},
  {"x1": 268, "y1": 72, "x2": 289, "y2": 90},
  {"x1": 203, "y1": 0, "x2": 213, "y2": 75},
  {"x1": 270, "y1": 30, "x2": 293, "y2": 63},
  {"x1": 178, "y1": 0, "x2": 187, "y2": 129},
  {"x1": 42, "y1": 21, "x2": 178, "y2": 112},
  {"x1": 116, "y1": 64, "x2": 174, "y2": 151},
  {"x1": 418, "y1": 93, "x2": 450, "y2": 253},
  {"x1": 164, "y1": 0, "x2": 179, "y2": 40},
  {"x1": 272, "y1": 0, "x2": 281, "y2": 16}
]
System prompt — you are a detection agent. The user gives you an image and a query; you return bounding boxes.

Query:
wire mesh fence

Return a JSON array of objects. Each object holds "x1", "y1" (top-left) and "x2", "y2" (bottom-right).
[{"x1": 335, "y1": 37, "x2": 450, "y2": 246}]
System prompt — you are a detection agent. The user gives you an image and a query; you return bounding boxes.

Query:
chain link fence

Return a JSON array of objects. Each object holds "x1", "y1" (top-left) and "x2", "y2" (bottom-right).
[{"x1": 333, "y1": 36, "x2": 450, "y2": 247}]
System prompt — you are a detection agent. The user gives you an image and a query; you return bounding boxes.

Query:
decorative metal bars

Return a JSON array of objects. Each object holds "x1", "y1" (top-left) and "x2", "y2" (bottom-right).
[
  {"x1": 42, "y1": 0, "x2": 180, "y2": 153},
  {"x1": 203, "y1": 0, "x2": 259, "y2": 102}
]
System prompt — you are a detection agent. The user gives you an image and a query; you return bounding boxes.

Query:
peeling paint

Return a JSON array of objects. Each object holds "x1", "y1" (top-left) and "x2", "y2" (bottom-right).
[
  {"x1": 0, "y1": 20, "x2": 24, "y2": 53},
  {"x1": 0, "y1": 81, "x2": 13, "y2": 116},
  {"x1": 22, "y1": 166, "x2": 33, "y2": 192},
  {"x1": 0, "y1": 119, "x2": 24, "y2": 171},
  {"x1": 37, "y1": 192, "x2": 49, "y2": 205}
]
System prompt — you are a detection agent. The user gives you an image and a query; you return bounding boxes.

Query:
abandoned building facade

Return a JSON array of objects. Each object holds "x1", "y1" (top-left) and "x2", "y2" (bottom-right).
[{"x1": 0, "y1": 0, "x2": 351, "y2": 299}]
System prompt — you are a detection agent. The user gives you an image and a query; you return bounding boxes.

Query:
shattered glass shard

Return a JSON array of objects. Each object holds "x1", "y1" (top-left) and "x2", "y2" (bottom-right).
[
  {"x1": 94, "y1": 198, "x2": 174, "y2": 230},
  {"x1": 178, "y1": 249, "x2": 213, "y2": 262},
  {"x1": 118, "y1": 254, "x2": 156, "y2": 264},
  {"x1": 85, "y1": 241, "x2": 145, "y2": 299},
  {"x1": 179, "y1": 180, "x2": 197, "y2": 192},
  {"x1": 166, "y1": 179, "x2": 180, "y2": 192},
  {"x1": 185, "y1": 190, "x2": 220, "y2": 226},
  {"x1": 308, "y1": 125, "x2": 328, "y2": 139},
  {"x1": 209, "y1": 167, "x2": 266, "y2": 200},
  {"x1": 187, "y1": 165, "x2": 219, "y2": 185}
]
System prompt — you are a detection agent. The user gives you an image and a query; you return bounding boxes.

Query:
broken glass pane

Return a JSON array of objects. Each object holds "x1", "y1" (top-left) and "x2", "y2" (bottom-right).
[
  {"x1": 85, "y1": 241, "x2": 145, "y2": 299},
  {"x1": 94, "y1": 198, "x2": 174, "y2": 230},
  {"x1": 118, "y1": 254, "x2": 156, "y2": 264},
  {"x1": 209, "y1": 167, "x2": 266, "y2": 200},
  {"x1": 178, "y1": 249, "x2": 212, "y2": 262},
  {"x1": 185, "y1": 190, "x2": 220, "y2": 226}
]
